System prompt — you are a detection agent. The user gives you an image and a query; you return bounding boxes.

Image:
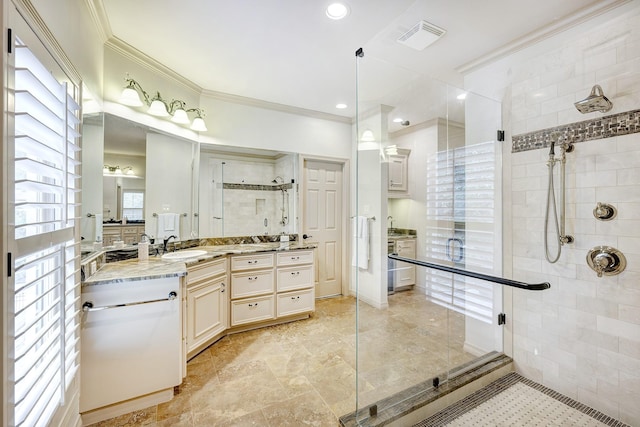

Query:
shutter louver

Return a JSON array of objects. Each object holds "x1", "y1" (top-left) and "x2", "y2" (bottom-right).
[
  {"x1": 10, "y1": 35, "x2": 81, "y2": 427},
  {"x1": 425, "y1": 141, "x2": 496, "y2": 324}
]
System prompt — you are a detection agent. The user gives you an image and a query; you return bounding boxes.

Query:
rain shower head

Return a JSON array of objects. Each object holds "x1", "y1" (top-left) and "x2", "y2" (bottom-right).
[{"x1": 574, "y1": 85, "x2": 613, "y2": 114}]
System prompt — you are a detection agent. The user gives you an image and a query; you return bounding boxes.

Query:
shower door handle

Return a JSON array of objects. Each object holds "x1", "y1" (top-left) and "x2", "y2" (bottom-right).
[{"x1": 446, "y1": 238, "x2": 464, "y2": 263}]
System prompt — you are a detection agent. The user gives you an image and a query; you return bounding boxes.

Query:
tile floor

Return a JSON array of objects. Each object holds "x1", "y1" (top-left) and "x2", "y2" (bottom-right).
[
  {"x1": 89, "y1": 290, "x2": 476, "y2": 426},
  {"x1": 416, "y1": 372, "x2": 630, "y2": 427}
]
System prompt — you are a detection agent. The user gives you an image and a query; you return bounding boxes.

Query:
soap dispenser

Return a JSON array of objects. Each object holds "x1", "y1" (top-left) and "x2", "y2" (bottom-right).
[{"x1": 138, "y1": 235, "x2": 150, "y2": 261}]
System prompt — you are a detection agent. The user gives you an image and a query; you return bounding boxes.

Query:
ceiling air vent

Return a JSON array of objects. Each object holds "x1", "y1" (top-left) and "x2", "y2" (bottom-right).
[{"x1": 397, "y1": 20, "x2": 446, "y2": 51}]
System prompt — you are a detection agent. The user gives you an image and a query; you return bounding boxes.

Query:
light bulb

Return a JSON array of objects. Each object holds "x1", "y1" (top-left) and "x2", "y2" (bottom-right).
[
  {"x1": 119, "y1": 87, "x2": 143, "y2": 107},
  {"x1": 171, "y1": 108, "x2": 190, "y2": 124},
  {"x1": 148, "y1": 97, "x2": 169, "y2": 117},
  {"x1": 190, "y1": 117, "x2": 207, "y2": 132}
]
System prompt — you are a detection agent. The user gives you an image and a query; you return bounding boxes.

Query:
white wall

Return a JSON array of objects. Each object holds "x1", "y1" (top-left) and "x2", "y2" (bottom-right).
[{"x1": 466, "y1": 3, "x2": 640, "y2": 424}]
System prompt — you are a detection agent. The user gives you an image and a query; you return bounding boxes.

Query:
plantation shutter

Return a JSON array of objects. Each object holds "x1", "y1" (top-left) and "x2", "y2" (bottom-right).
[
  {"x1": 425, "y1": 140, "x2": 496, "y2": 323},
  {"x1": 9, "y1": 26, "x2": 81, "y2": 427}
]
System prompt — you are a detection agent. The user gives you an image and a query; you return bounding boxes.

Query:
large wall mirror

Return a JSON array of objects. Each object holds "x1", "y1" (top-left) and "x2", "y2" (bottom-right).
[{"x1": 81, "y1": 113, "x2": 299, "y2": 246}]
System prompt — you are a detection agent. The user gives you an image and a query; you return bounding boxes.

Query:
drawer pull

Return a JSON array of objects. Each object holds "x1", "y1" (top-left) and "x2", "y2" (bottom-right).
[
  {"x1": 290, "y1": 296, "x2": 300, "y2": 301},
  {"x1": 221, "y1": 283, "x2": 226, "y2": 293},
  {"x1": 290, "y1": 271, "x2": 300, "y2": 276},
  {"x1": 247, "y1": 260, "x2": 256, "y2": 264},
  {"x1": 248, "y1": 276, "x2": 258, "y2": 281},
  {"x1": 248, "y1": 302, "x2": 259, "y2": 307},
  {"x1": 290, "y1": 256, "x2": 300, "y2": 260}
]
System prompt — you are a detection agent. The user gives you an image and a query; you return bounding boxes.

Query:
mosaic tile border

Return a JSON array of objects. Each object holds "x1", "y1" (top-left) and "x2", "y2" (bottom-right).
[
  {"x1": 222, "y1": 182, "x2": 293, "y2": 191},
  {"x1": 414, "y1": 372, "x2": 630, "y2": 427},
  {"x1": 512, "y1": 109, "x2": 640, "y2": 153}
]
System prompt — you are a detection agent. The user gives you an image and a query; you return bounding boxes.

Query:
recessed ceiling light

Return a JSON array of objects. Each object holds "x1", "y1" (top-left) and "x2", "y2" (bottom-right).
[
  {"x1": 336, "y1": 103, "x2": 347, "y2": 109},
  {"x1": 457, "y1": 93, "x2": 467, "y2": 100},
  {"x1": 393, "y1": 118, "x2": 403, "y2": 123},
  {"x1": 326, "y1": 3, "x2": 349, "y2": 20}
]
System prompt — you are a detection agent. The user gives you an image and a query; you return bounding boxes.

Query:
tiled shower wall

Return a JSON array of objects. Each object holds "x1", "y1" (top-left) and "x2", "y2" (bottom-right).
[{"x1": 466, "y1": 4, "x2": 640, "y2": 424}]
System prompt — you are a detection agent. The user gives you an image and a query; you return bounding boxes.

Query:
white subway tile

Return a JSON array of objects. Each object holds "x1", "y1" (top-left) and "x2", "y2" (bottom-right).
[
  {"x1": 596, "y1": 185, "x2": 640, "y2": 203},
  {"x1": 577, "y1": 295, "x2": 619, "y2": 319},
  {"x1": 597, "y1": 316, "x2": 640, "y2": 341},
  {"x1": 617, "y1": 202, "x2": 640, "y2": 219},
  {"x1": 616, "y1": 133, "x2": 640, "y2": 152},
  {"x1": 619, "y1": 304, "x2": 640, "y2": 325},
  {"x1": 527, "y1": 111, "x2": 558, "y2": 132},
  {"x1": 541, "y1": 93, "x2": 577, "y2": 115},
  {"x1": 596, "y1": 56, "x2": 640, "y2": 82},
  {"x1": 513, "y1": 256, "x2": 542, "y2": 273}
]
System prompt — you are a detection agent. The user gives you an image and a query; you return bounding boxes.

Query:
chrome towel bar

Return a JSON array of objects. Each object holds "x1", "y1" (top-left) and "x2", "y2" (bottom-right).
[{"x1": 82, "y1": 291, "x2": 178, "y2": 312}]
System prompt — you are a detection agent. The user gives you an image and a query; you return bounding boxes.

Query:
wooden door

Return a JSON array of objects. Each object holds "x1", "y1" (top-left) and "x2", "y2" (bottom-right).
[{"x1": 303, "y1": 160, "x2": 343, "y2": 297}]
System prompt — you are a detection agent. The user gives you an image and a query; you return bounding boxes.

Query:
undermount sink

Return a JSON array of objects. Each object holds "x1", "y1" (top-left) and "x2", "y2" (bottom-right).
[{"x1": 161, "y1": 249, "x2": 208, "y2": 260}]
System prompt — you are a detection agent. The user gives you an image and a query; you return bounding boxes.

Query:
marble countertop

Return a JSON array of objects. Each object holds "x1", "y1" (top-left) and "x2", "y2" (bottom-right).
[{"x1": 83, "y1": 241, "x2": 316, "y2": 287}]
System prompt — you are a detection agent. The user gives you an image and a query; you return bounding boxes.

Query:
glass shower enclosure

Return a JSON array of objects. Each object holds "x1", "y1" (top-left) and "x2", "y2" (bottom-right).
[{"x1": 351, "y1": 50, "x2": 504, "y2": 424}]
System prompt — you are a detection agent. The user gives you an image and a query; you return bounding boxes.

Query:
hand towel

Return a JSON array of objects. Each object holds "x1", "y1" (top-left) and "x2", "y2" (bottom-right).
[
  {"x1": 351, "y1": 216, "x2": 369, "y2": 269},
  {"x1": 157, "y1": 213, "x2": 180, "y2": 240},
  {"x1": 94, "y1": 214, "x2": 103, "y2": 243}
]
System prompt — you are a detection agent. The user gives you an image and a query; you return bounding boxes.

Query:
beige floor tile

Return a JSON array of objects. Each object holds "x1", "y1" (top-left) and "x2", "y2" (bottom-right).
[
  {"x1": 91, "y1": 290, "x2": 486, "y2": 426},
  {"x1": 261, "y1": 390, "x2": 338, "y2": 426}
]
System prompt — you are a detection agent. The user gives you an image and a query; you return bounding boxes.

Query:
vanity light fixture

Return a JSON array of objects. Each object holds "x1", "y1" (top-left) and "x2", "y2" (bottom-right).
[
  {"x1": 103, "y1": 165, "x2": 141, "y2": 179},
  {"x1": 118, "y1": 75, "x2": 208, "y2": 132}
]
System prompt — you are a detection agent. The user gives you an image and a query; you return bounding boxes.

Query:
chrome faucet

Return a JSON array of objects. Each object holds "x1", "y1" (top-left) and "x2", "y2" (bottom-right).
[
  {"x1": 163, "y1": 235, "x2": 177, "y2": 253},
  {"x1": 387, "y1": 216, "x2": 394, "y2": 229}
]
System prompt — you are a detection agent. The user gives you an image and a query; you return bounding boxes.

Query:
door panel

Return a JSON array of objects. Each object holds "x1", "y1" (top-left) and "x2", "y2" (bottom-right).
[{"x1": 304, "y1": 160, "x2": 343, "y2": 297}]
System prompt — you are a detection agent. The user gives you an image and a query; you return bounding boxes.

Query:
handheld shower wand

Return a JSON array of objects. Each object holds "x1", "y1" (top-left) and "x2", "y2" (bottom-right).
[{"x1": 544, "y1": 132, "x2": 574, "y2": 263}]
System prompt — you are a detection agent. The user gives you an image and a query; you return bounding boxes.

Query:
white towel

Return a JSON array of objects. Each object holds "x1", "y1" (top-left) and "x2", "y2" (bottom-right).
[
  {"x1": 94, "y1": 214, "x2": 103, "y2": 243},
  {"x1": 351, "y1": 216, "x2": 369, "y2": 269},
  {"x1": 157, "y1": 213, "x2": 180, "y2": 240}
]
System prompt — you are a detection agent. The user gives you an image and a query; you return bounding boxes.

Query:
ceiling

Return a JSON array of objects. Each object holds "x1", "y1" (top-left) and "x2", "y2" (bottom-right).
[{"x1": 98, "y1": 0, "x2": 620, "y2": 121}]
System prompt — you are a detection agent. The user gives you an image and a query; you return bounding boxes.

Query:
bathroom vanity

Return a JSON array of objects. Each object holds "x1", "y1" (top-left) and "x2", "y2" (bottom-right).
[{"x1": 80, "y1": 242, "x2": 316, "y2": 424}]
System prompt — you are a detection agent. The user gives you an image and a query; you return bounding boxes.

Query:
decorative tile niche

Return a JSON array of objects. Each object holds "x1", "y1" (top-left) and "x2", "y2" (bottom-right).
[{"x1": 512, "y1": 109, "x2": 640, "y2": 153}]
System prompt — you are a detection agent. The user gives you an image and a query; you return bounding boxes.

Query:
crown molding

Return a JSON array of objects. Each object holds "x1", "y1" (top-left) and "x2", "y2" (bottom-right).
[
  {"x1": 105, "y1": 37, "x2": 202, "y2": 94},
  {"x1": 12, "y1": 0, "x2": 82, "y2": 84},
  {"x1": 85, "y1": 0, "x2": 111, "y2": 42},
  {"x1": 201, "y1": 89, "x2": 352, "y2": 124},
  {"x1": 457, "y1": 0, "x2": 632, "y2": 75}
]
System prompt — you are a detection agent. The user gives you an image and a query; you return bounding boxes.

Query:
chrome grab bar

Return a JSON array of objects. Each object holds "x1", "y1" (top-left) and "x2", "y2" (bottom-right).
[
  {"x1": 388, "y1": 254, "x2": 550, "y2": 291},
  {"x1": 82, "y1": 291, "x2": 178, "y2": 312}
]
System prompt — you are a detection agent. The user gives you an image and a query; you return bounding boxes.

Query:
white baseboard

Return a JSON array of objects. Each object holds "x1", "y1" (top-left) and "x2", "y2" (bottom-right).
[{"x1": 80, "y1": 388, "x2": 174, "y2": 426}]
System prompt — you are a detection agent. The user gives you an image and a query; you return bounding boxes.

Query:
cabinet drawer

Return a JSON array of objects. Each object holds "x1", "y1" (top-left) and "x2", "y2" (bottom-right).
[
  {"x1": 187, "y1": 257, "x2": 227, "y2": 286},
  {"x1": 277, "y1": 288, "x2": 314, "y2": 317},
  {"x1": 276, "y1": 265, "x2": 313, "y2": 292},
  {"x1": 231, "y1": 270, "x2": 274, "y2": 299},
  {"x1": 231, "y1": 253, "x2": 274, "y2": 271},
  {"x1": 231, "y1": 295, "x2": 275, "y2": 326},
  {"x1": 122, "y1": 226, "x2": 140, "y2": 235},
  {"x1": 276, "y1": 250, "x2": 314, "y2": 266}
]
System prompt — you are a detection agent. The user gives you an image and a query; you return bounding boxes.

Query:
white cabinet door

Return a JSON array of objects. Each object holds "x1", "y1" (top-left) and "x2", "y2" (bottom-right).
[
  {"x1": 388, "y1": 150, "x2": 409, "y2": 193},
  {"x1": 186, "y1": 276, "x2": 227, "y2": 355},
  {"x1": 395, "y1": 239, "x2": 416, "y2": 288}
]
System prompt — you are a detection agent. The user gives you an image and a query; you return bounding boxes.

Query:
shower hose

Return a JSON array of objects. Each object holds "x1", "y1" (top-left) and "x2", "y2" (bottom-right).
[{"x1": 544, "y1": 156, "x2": 561, "y2": 263}]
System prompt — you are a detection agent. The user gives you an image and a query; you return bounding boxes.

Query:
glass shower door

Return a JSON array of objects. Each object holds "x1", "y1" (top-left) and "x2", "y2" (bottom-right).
[{"x1": 352, "y1": 51, "x2": 503, "y2": 424}]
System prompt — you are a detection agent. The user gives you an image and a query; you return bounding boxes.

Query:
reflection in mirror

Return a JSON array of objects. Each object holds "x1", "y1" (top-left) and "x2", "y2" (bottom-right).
[
  {"x1": 81, "y1": 112, "x2": 299, "y2": 246},
  {"x1": 81, "y1": 113, "x2": 104, "y2": 243},
  {"x1": 198, "y1": 145, "x2": 298, "y2": 237},
  {"x1": 102, "y1": 114, "x2": 146, "y2": 224}
]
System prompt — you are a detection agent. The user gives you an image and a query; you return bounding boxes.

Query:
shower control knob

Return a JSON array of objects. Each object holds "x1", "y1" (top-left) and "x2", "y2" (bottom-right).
[
  {"x1": 593, "y1": 202, "x2": 616, "y2": 221},
  {"x1": 586, "y1": 246, "x2": 626, "y2": 278}
]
